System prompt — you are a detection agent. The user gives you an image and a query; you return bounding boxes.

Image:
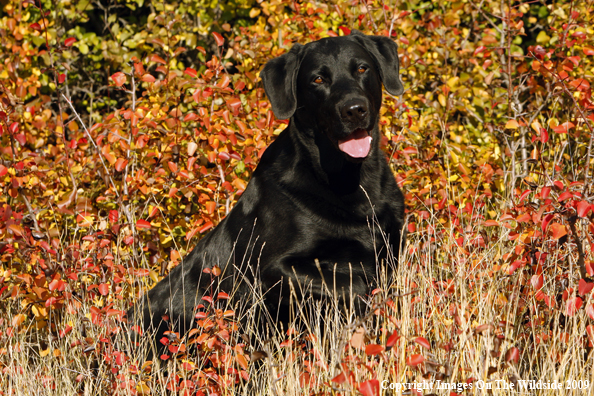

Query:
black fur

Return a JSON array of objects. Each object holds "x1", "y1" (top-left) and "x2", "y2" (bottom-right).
[{"x1": 127, "y1": 29, "x2": 405, "y2": 352}]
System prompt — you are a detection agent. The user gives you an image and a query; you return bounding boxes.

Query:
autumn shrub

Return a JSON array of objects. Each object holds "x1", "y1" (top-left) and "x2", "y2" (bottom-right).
[{"x1": 2, "y1": 0, "x2": 594, "y2": 395}]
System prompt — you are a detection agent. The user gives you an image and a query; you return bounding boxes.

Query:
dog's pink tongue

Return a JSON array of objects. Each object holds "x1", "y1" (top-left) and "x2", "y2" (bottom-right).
[{"x1": 338, "y1": 129, "x2": 372, "y2": 158}]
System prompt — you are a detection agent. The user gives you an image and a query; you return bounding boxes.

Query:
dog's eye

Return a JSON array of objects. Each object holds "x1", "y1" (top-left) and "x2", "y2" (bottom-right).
[
  {"x1": 313, "y1": 76, "x2": 324, "y2": 84},
  {"x1": 357, "y1": 66, "x2": 367, "y2": 74}
]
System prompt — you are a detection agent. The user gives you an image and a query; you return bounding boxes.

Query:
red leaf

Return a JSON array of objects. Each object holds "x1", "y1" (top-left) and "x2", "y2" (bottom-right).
[
  {"x1": 199, "y1": 221, "x2": 213, "y2": 233},
  {"x1": 111, "y1": 72, "x2": 126, "y2": 87},
  {"x1": 586, "y1": 305, "x2": 594, "y2": 320},
  {"x1": 577, "y1": 200, "x2": 591, "y2": 217},
  {"x1": 331, "y1": 372, "x2": 346, "y2": 384},
  {"x1": 9, "y1": 122, "x2": 19, "y2": 134},
  {"x1": 578, "y1": 279, "x2": 594, "y2": 296},
  {"x1": 549, "y1": 223, "x2": 567, "y2": 239},
  {"x1": 558, "y1": 191, "x2": 573, "y2": 201},
  {"x1": 58, "y1": 73, "x2": 66, "y2": 84},
  {"x1": 98, "y1": 283, "x2": 109, "y2": 296},
  {"x1": 584, "y1": 46, "x2": 594, "y2": 56},
  {"x1": 212, "y1": 32, "x2": 225, "y2": 47},
  {"x1": 531, "y1": 274, "x2": 544, "y2": 289},
  {"x1": 136, "y1": 219, "x2": 151, "y2": 229},
  {"x1": 406, "y1": 354, "x2": 425, "y2": 366},
  {"x1": 415, "y1": 337, "x2": 430, "y2": 350},
  {"x1": 338, "y1": 26, "x2": 351, "y2": 35},
  {"x1": 64, "y1": 37, "x2": 76, "y2": 47},
  {"x1": 216, "y1": 292, "x2": 230, "y2": 300},
  {"x1": 505, "y1": 347, "x2": 520, "y2": 363},
  {"x1": 386, "y1": 332, "x2": 400, "y2": 347},
  {"x1": 168, "y1": 161, "x2": 178, "y2": 173},
  {"x1": 29, "y1": 23, "x2": 41, "y2": 31},
  {"x1": 365, "y1": 344, "x2": 384, "y2": 356},
  {"x1": 109, "y1": 210, "x2": 118, "y2": 223},
  {"x1": 0, "y1": 164, "x2": 7, "y2": 177},
  {"x1": 539, "y1": 128, "x2": 549, "y2": 143},
  {"x1": 45, "y1": 297, "x2": 58, "y2": 307},
  {"x1": 184, "y1": 67, "x2": 197, "y2": 78},
  {"x1": 358, "y1": 379, "x2": 379, "y2": 396},
  {"x1": 473, "y1": 45, "x2": 485, "y2": 56},
  {"x1": 150, "y1": 54, "x2": 167, "y2": 65},
  {"x1": 566, "y1": 297, "x2": 583, "y2": 316}
]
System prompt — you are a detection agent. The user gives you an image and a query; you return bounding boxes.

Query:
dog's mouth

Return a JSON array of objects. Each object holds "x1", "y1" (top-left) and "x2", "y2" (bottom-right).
[{"x1": 337, "y1": 128, "x2": 372, "y2": 159}]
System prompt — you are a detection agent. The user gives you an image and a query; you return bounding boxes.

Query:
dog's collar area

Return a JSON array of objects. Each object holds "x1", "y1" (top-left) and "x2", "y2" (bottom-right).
[{"x1": 337, "y1": 128, "x2": 372, "y2": 159}]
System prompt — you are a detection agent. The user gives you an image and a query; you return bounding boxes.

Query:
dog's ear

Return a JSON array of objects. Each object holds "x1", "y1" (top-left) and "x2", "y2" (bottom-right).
[
  {"x1": 260, "y1": 44, "x2": 303, "y2": 120},
  {"x1": 350, "y1": 30, "x2": 404, "y2": 96}
]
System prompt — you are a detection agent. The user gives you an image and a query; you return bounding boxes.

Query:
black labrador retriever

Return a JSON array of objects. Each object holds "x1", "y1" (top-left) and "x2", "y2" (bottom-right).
[{"x1": 127, "y1": 29, "x2": 405, "y2": 350}]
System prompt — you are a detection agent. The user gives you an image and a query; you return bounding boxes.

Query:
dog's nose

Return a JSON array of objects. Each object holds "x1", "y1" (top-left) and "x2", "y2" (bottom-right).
[{"x1": 340, "y1": 99, "x2": 368, "y2": 122}]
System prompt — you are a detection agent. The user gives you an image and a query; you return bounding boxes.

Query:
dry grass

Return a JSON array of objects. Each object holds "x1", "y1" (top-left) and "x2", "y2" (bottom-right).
[{"x1": 1, "y1": 186, "x2": 593, "y2": 396}]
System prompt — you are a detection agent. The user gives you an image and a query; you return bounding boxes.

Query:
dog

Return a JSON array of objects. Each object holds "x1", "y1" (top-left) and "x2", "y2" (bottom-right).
[{"x1": 127, "y1": 29, "x2": 405, "y2": 352}]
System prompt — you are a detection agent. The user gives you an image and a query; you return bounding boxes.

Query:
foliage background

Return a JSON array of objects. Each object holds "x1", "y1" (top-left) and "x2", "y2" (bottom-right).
[{"x1": 1, "y1": 0, "x2": 594, "y2": 394}]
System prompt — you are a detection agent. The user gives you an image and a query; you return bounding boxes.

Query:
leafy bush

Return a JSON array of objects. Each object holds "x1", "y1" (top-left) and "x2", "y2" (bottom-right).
[{"x1": 1, "y1": 0, "x2": 594, "y2": 394}]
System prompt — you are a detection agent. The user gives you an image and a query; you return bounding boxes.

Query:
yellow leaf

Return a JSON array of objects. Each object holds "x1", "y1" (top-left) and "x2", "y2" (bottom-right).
[
  {"x1": 536, "y1": 31, "x2": 550, "y2": 44},
  {"x1": 137, "y1": 382, "x2": 151, "y2": 395},
  {"x1": 447, "y1": 76, "x2": 459, "y2": 89},
  {"x1": 438, "y1": 94, "x2": 446, "y2": 107},
  {"x1": 505, "y1": 120, "x2": 519, "y2": 129},
  {"x1": 531, "y1": 120, "x2": 542, "y2": 133}
]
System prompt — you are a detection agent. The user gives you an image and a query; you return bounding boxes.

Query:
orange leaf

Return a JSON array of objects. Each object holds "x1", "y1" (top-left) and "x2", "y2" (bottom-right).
[
  {"x1": 505, "y1": 119, "x2": 519, "y2": 129},
  {"x1": 236, "y1": 354, "x2": 249, "y2": 370},
  {"x1": 549, "y1": 223, "x2": 567, "y2": 239},
  {"x1": 364, "y1": 344, "x2": 384, "y2": 356},
  {"x1": 111, "y1": 72, "x2": 126, "y2": 87},
  {"x1": 8, "y1": 224, "x2": 24, "y2": 237},
  {"x1": 168, "y1": 161, "x2": 178, "y2": 173},
  {"x1": 406, "y1": 354, "x2": 425, "y2": 366},
  {"x1": 552, "y1": 122, "x2": 575, "y2": 134},
  {"x1": 350, "y1": 327, "x2": 365, "y2": 349},
  {"x1": 12, "y1": 314, "x2": 26, "y2": 327},
  {"x1": 114, "y1": 158, "x2": 128, "y2": 172},
  {"x1": 141, "y1": 73, "x2": 155, "y2": 82},
  {"x1": 98, "y1": 283, "x2": 109, "y2": 296}
]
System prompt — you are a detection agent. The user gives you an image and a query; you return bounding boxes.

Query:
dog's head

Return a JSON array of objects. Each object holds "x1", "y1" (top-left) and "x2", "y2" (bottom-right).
[{"x1": 261, "y1": 30, "x2": 404, "y2": 161}]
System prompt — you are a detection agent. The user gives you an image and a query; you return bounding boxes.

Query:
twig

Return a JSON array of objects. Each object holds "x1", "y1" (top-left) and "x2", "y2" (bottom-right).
[{"x1": 61, "y1": 93, "x2": 120, "y2": 197}]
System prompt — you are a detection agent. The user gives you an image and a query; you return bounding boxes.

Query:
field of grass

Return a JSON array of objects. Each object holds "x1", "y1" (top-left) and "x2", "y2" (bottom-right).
[
  {"x1": 2, "y1": 181, "x2": 593, "y2": 395},
  {"x1": 2, "y1": 0, "x2": 594, "y2": 394}
]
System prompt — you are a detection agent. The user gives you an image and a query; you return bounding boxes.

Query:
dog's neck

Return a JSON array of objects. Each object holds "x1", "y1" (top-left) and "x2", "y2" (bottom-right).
[{"x1": 288, "y1": 120, "x2": 379, "y2": 196}]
